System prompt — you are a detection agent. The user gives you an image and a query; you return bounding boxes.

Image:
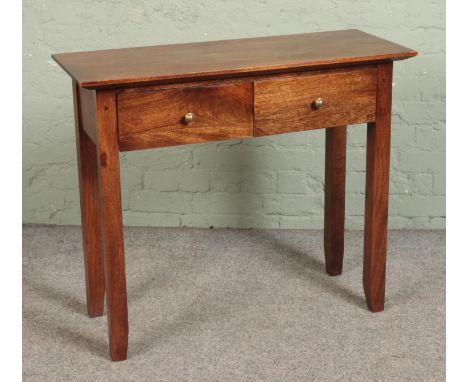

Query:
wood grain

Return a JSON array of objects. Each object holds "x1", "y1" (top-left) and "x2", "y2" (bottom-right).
[
  {"x1": 324, "y1": 126, "x2": 347, "y2": 276},
  {"x1": 60, "y1": 32, "x2": 417, "y2": 361},
  {"x1": 363, "y1": 62, "x2": 393, "y2": 312},
  {"x1": 118, "y1": 82, "x2": 253, "y2": 151},
  {"x1": 254, "y1": 67, "x2": 377, "y2": 136},
  {"x1": 116, "y1": 65, "x2": 376, "y2": 95},
  {"x1": 52, "y1": 29, "x2": 417, "y2": 89},
  {"x1": 73, "y1": 80, "x2": 105, "y2": 318},
  {"x1": 95, "y1": 90, "x2": 129, "y2": 361},
  {"x1": 78, "y1": 87, "x2": 98, "y2": 144}
]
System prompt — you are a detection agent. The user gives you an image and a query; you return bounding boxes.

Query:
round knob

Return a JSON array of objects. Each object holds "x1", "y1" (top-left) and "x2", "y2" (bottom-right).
[
  {"x1": 313, "y1": 97, "x2": 324, "y2": 109},
  {"x1": 184, "y1": 112, "x2": 195, "y2": 124}
]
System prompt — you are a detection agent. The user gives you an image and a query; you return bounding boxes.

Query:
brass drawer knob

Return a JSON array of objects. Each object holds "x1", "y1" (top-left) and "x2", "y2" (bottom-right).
[
  {"x1": 312, "y1": 97, "x2": 324, "y2": 109},
  {"x1": 184, "y1": 112, "x2": 195, "y2": 124}
]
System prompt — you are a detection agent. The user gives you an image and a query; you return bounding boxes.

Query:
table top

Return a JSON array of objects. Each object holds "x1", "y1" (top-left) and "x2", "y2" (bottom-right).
[{"x1": 52, "y1": 29, "x2": 416, "y2": 89}]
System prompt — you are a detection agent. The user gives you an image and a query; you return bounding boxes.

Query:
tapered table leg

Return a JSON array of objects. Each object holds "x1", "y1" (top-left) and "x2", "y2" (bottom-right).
[
  {"x1": 363, "y1": 62, "x2": 393, "y2": 312},
  {"x1": 324, "y1": 125, "x2": 347, "y2": 276},
  {"x1": 73, "y1": 81, "x2": 105, "y2": 318},
  {"x1": 96, "y1": 90, "x2": 129, "y2": 361}
]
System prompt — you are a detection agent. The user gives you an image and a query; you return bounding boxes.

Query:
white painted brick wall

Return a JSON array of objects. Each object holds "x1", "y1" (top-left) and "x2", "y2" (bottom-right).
[{"x1": 22, "y1": 0, "x2": 446, "y2": 229}]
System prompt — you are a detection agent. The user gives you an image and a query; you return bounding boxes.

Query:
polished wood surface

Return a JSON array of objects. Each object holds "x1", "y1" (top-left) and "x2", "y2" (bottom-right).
[
  {"x1": 363, "y1": 63, "x2": 393, "y2": 312},
  {"x1": 324, "y1": 126, "x2": 347, "y2": 276},
  {"x1": 95, "y1": 90, "x2": 129, "y2": 361},
  {"x1": 118, "y1": 82, "x2": 253, "y2": 151},
  {"x1": 53, "y1": 30, "x2": 417, "y2": 361},
  {"x1": 52, "y1": 29, "x2": 416, "y2": 89},
  {"x1": 254, "y1": 67, "x2": 376, "y2": 136},
  {"x1": 73, "y1": 81, "x2": 105, "y2": 318}
]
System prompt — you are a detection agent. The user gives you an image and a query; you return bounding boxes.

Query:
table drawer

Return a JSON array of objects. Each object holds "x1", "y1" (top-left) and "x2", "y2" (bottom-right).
[
  {"x1": 254, "y1": 68, "x2": 377, "y2": 136},
  {"x1": 118, "y1": 83, "x2": 253, "y2": 150}
]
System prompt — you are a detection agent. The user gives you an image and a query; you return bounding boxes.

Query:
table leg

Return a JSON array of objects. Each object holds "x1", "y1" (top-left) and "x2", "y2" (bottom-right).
[
  {"x1": 363, "y1": 62, "x2": 393, "y2": 312},
  {"x1": 73, "y1": 81, "x2": 105, "y2": 318},
  {"x1": 96, "y1": 90, "x2": 129, "y2": 361},
  {"x1": 324, "y1": 125, "x2": 347, "y2": 276}
]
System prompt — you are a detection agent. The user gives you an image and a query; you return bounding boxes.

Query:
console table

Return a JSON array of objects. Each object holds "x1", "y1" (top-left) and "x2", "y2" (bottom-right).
[{"x1": 52, "y1": 29, "x2": 417, "y2": 361}]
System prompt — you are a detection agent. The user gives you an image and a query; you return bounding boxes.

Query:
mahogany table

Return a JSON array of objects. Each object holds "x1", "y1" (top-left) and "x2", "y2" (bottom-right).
[{"x1": 53, "y1": 29, "x2": 417, "y2": 361}]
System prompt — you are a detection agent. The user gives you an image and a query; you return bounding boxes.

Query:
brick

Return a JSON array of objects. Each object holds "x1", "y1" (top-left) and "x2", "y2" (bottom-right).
[
  {"x1": 262, "y1": 194, "x2": 323, "y2": 215},
  {"x1": 390, "y1": 172, "x2": 411, "y2": 195},
  {"x1": 391, "y1": 125, "x2": 416, "y2": 147},
  {"x1": 391, "y1": 28, "x2": 444, "y2": 56},
  {"x1": 407, "y1": 217, "x2": 431, "y2": 228},
  {"x1": 431, "y1": 128, "x2": 446, "y2": 150},
  {"x1": 401, "y1": 102, "x2": 445, "y2": 125},
  {"x1": 242, "y1": 171, "x2": 276, "y2": 193},
  {"x1": 22, "y1": 2, "x2": 446, "y2": 229},
  {"x1": 210, "y1": 171, "x2": 242, "y2": 192},
  {"x1": 411, "y1": 174, "x2": 433, "y2": 195},
  {"x1": 123, "y1": 212, "x2": 181, "y2": 227},
  {"x1": 403, "y1": 53, "x2": 445, "y2": 79},
  {"x1": 277, "y1": 172, "x2": 307, "y2": 194},
  {"x1": 49, "y1": 210, "x2": 81, "y2": 225},
  {"x1": 30, "y1": 165, "x2": 78, "y2": 190},
  {"x1": 267, "y1": 131, "x2": 312, "y2": 146},
  {"x1": 346, "y1": 195, "x2": 364, "y2": 216},
  {"x1": 305, "y1": 176, "x2": 324, "y2": 193},
  {"x1": 23, "y1": 143, "x2": 75, "y2": 165},
  {"x1": 194, "y1": 148, "x2": 248, "y2": 170},
  {"x1": 433, "y1": 172, "x2": 445, "y2": 195},
  {"x1": 310, "y1": 133, "x2": 324, "y2": 146},
  {"x1": 393, "y1": 77, "x2": 444, "y2": 102},
  {"x1": 346, "y1": 149, "x2": 366, "y2": 172},
  {"x1": 428, "y1": 217, "x2": 446, "y2": 229},
  {"x1": 181, "y1": 214, "x2": 279, "y2": 229},
  {"x1": 399, "y1": 196, "x2": 445, "y2": 217},
  {"x1": 415, "y1": 127, "x2": 435, "y2": 149},
  {"x1": 120, "y1": 165, "x2": 143, "y2": 189},
  {"x1": 345, "y1": 216, "x2": 364, "y2": 229},
  {"x1": 178, "y1": 170, "x2": 210, "y2": 192},
  {"x1": 398, "y1": 151, "x2": 445, "y2": 173},
  {"x1": 192, "y1": 193, "x2": 262, "y2": 214},
  {"x1": 346, "y1": 125, "x2": 366, "y2": 147},
  {"x1": 279, "y1": 216, "x2": 312, "y2": 229},
  {"x1": 127, "y1": 147, "x2": 192, "y2": 169},
  {"x1": 388, "y1": 216, "x2": 413, "y2": 229},
  {"x1": 195, "y1": 147, "x2": 323, "y2": 172},
  {"x1": 121, "y1": 190, "x2": 131, "y2": 210},
  {"x1": 64, "y1": 189, "x2": 79, "y2": 205},
  {"x1": 144, "y1": 170, "x2": 178, "y2": 191},
  {"x1": 23, "y1": 186, "x2": 66, "y2": 213},
  {"x1": 130, "y1": 191, "x2": 191, "y2": 213},
  {"x1": 346, "y1": 172, "x2": 366, "y2": 194},
  {"x1": 23, "y1": 166, "x2": 37, "y2": 190}
]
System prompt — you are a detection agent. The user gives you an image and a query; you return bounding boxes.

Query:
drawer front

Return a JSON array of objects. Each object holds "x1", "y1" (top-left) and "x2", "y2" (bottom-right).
[
  {"x1": 118, "y1": 83, "x2": 253, "y2": 150},
  {"x1": 254, "y1": 68, "x2": 377, "y2": 136}
]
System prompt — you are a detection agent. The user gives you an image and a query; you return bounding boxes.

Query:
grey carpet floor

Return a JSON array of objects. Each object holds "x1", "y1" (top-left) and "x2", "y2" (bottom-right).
[{"x1": 23, "y1": 226, "x2": 445, "y2": 382}]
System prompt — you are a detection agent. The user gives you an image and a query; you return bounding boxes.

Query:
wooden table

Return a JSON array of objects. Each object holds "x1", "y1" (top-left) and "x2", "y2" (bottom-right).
[{"x1": 53, "y1": 29, "x2": 417, "y2": 361}]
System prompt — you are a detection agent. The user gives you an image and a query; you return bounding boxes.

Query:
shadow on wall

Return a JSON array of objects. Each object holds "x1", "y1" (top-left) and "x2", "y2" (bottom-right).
[{"x1": 122, "y1": 131, "x2": 327, "y2": 229}]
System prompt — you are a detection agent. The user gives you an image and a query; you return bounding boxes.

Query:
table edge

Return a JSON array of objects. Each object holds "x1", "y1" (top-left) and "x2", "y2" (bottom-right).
[{"x1": 52, "y1": 29, "x2": 418, "y2": 90}]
